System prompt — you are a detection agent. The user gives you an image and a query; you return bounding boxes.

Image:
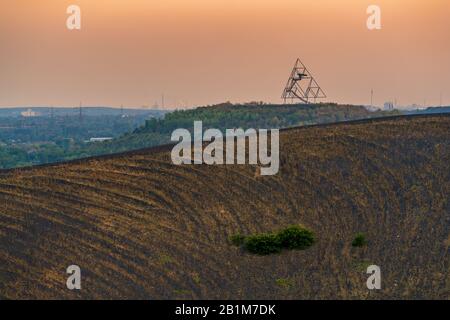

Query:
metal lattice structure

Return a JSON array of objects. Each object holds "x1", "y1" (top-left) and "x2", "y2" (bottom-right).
[{"x1": 282, "y1": 58, "x2": 326, "y2": 104}]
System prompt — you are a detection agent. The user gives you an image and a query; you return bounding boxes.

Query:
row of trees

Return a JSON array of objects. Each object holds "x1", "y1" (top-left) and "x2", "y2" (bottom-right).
[{"x1": 0, "y1": 103, "x2": 399, "y2": 169}]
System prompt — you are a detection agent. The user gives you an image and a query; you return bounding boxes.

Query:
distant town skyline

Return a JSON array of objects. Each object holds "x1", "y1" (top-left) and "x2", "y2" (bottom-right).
[{"x1": 1, "y1": 0, "x2": 449, "y2": 108}]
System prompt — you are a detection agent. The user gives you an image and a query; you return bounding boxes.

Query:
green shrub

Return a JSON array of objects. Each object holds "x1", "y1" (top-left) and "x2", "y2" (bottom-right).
[
  {"x1": 229, "y1": 234, "x2": 246, "y2": 246},
  {"x1": 277, "y1": 225, "x2": 315, "y2": 250},
  {"x1": 244, "y1": 233, "x2": 282, "y2": 255},
  {"x1": 235, "y1": 225, "x2": 316, "y2": 255},
  {"x1": 352, "y1": 233, "x2": 368, "y2": 247}
]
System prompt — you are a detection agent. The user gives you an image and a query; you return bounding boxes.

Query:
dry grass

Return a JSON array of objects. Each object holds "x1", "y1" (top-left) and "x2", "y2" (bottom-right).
[{"x1": 0, "y1": 114, "x2": 448, "y2": 299}]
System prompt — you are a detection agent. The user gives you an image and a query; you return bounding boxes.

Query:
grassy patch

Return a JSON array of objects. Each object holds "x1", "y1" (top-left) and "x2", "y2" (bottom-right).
[
  {"x1": 191, "y1": 273, "x2": 201, "y2": 285},
  {"x1": 158, "y1": 253, "x2": 175, "y2": 266},
  {"x1": 275, "y1": 278, "x2": 295, "y2": 289},
  {"x1": 353, "y1": 260, "x2": 373, "y2": 272},
  {"x1": 173, "y1": 289, "x2": 191, "y2": 296},
  {"x1": 229, "y1": 234, "x2": 246, "y2": 246}
]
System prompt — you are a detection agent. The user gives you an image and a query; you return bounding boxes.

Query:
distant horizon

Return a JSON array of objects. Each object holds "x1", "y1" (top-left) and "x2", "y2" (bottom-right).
[{"x1": 0, "y1": 102, "x2": 449, "y2": 111}]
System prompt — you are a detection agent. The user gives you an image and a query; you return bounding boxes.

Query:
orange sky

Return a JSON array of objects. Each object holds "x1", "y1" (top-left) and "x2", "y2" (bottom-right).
[{"x1": 0, "y1": 0, "x2": 449, "y2": 108}]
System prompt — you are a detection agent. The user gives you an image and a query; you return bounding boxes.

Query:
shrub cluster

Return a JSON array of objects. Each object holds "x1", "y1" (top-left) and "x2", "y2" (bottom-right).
[{"x1": 231, "y1": 225, "x2": 315, "y2": 255}]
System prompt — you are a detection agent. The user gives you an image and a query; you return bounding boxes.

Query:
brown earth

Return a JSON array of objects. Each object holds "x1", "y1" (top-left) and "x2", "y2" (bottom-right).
[{"x1": 0, "y1": 114, "x2": 449, "y2": 299}]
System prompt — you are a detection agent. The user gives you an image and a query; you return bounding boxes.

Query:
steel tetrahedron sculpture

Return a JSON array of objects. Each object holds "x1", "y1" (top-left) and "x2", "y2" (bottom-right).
[{"x1": 282, "y1": 58, "x2": 326, "y2": 104}]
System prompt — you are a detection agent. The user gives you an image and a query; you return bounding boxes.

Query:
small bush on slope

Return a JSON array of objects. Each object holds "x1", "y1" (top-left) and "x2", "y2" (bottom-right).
[
  {"x1": 352, "y1": 233, "x2": 368, "y2": 247},
  {"x1": 235, "y1": 225, "x2": 315, "y2": 255},
  {"x1": 244, "y1": 233, "x2": 282, "y2": 255},
  {"x1": 277, "y1": 225, "x2": 315, "y2": 250}
]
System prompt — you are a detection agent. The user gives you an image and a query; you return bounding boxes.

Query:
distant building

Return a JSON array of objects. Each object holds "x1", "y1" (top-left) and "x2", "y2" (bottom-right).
[
  {"x1": 21, "y1": 108, "x2": 40, "y2": 117},
  {"x1": 363, "y1": 105, "x2": 380, "y2": 112},
  {"x1": 384, "y1": 102, "x2": 394, "y2": 111},
  {"x1": 409, "y1": 103, "x2": 426, "y2": 110},
  {"x1": 89, "y1": 137, "x2": 113, "y2": 143}
]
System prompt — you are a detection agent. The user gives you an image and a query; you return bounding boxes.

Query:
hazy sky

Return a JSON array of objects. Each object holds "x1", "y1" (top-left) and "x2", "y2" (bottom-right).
[{"x1": 1, "y1": 0, "x2": 449, "y2": 108}]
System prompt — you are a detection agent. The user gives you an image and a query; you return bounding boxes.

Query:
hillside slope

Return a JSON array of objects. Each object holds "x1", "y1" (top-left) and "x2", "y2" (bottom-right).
[{"x1": 0, "y1": 115, "x2": 449, "y2": 299}]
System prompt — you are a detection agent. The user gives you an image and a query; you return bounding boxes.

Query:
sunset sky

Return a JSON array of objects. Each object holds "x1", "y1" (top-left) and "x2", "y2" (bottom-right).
[{"x1": 1, "y1": 0, "x2": 449, "y2": 108}]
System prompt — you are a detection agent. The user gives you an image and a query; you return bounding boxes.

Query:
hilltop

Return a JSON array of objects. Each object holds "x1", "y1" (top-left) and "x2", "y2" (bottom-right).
[
  {"x1": 96, "y1": 102, "x2": 397, "y2": 153},
  {"x1": 0, "y1": 114, "x2": 448, "y2": 299}
]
